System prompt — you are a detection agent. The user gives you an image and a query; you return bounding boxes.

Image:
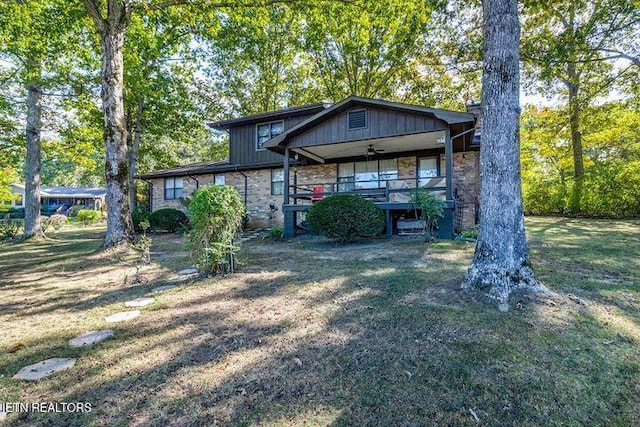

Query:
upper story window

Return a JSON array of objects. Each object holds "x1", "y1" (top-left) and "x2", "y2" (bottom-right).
[
  {"x1": 347, "y1": 109, "x2": 367, "y2": 130},
  {"x1": 164, "y1": 177, "x2": 183, "y2": 200},
  {"x1": 256, "y1": 120, "x2": 284, "y2": 151}
]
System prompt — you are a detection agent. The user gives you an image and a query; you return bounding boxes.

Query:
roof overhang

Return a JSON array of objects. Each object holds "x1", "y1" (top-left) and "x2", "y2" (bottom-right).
[
  {"x1": 290, "y1": 130, "x2": 447, "y2": 163},
  {"x1": 208, "y1": 103, "x2": 330, "y2": 131}
]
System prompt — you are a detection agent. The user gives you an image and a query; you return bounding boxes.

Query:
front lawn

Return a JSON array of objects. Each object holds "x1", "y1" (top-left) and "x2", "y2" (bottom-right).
[{"x1": 0, "y1": 217, "x2": 639, "y2": 426}]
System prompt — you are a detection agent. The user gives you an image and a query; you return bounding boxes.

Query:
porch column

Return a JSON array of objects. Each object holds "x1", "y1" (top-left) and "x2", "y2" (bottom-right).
[
  {"x1": 283, "y1": 147, "x2": 290, "y2": 205},
  {"x1": 445, "y1": 127, "x2": 453, "y2": 201},
  {"x1": 441, "y1": 127, "x2": 455, "y2": 239},
  {"x1": 283, "y1": 147, "x2": 295, "y2": 238}
]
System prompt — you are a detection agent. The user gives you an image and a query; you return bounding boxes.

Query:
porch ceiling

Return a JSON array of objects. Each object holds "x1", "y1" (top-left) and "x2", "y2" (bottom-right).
[{"x1": 292, "y1": 130, "x2": 446, "y2": 162}]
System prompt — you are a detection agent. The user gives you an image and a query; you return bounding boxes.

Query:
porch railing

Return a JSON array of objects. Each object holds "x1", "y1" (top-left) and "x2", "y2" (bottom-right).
[{"x1": 286, "y1": 177, "x2": 447, "y2": 205}]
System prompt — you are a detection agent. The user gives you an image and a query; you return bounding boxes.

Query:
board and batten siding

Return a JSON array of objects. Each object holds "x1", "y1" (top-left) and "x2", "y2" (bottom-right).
[
  {"x1": 229, "y1": 115, "x2": 312, "y2": 166},
  {"x1": 290, "y1": 107, "x2": 448, "y2": 149}
]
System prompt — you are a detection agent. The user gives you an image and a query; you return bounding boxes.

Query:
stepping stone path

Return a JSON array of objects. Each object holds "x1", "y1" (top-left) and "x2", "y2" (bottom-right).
[
  {"x1": 151, "y1": 284, "x2": 176, "y2": 293},
  {"x1": 124, "y1": 297, "x2": 155, "y2": 308},
  {"x1": 69, "y1": 330, "x2": 114, "y2": 348},
  {"x1": 13, "y1": 264, "x2": 200, "y2": 382},
  {"x1": 12, "y1": 358, "x2": 76, "y2": 381},
  {"x1": 105, "y1": 310, "x2": 140, "y2": 323}
]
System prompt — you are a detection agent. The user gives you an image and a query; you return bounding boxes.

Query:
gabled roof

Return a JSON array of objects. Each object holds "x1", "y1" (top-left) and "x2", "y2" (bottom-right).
[
  {"x1": 264, "y1": 96, "x2": 476, "y2": 150},
  {"x1": 12, "y1": 183, "x2": 106, "y2": 198},
  {"x1": 41, "y1": 186, "x2": 106, "y2": 198},
  {"x1": 208, "y1": 102, "x2": 330, "y2": 131}
]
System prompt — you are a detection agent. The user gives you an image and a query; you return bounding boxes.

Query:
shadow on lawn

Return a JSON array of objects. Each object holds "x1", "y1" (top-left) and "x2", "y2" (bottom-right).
[{"x1": 6, "y1": 222, "x2": 640, "y2": 426}]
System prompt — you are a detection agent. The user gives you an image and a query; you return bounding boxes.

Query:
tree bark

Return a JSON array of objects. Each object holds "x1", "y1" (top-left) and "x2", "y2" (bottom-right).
[
  {"x1": 23, "y1": 81, "x2": 45, "y2": 240},
  {"x1": 463, "y1": 0, "x2": 541, "y2": 310},
  {"x1": 83, "y1": 0, "x2": 134, "y2": 248},
  {"x1": 100, "y1": 29, "x2": 133, "y2": 247},
  {"x1": 566, "y1": 62, "x2": 583, "y2": 214},
  {"x1": 128, "y1": 99, "x2": 143, "y2": 212}
]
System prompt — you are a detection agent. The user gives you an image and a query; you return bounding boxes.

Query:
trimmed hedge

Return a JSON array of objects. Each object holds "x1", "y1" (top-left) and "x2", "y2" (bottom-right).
[
  {"x1": 149, "y1": 208, "x2": 189, "y2": 232},
  {"x1": 307, "y1": 194, "x2": 385, "y2": 243}
]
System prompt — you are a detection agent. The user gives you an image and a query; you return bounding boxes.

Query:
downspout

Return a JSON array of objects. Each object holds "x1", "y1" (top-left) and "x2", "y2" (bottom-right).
[
  {"x1": 236, "y1": 168, "x2": 248, "y2": 206},
  {"x1": 188, "y1": 175, "x2": 200, "y2": 190}
]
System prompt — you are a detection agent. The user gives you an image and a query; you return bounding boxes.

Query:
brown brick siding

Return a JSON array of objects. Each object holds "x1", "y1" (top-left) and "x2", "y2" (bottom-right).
[
  {"x1": 149, "y1": 153, "x2": 480, "y2": 231},
  {"x1": 452, "y1": 151, "x2": 480, "y2": 230}
]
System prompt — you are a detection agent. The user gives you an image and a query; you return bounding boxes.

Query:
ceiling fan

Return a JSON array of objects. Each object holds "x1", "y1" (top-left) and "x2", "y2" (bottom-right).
[{"x1": 365, "y1": 144, "x2": 385, "y2": 158}]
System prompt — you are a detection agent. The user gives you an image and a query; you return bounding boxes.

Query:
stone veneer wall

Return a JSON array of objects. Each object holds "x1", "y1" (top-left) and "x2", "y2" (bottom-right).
[
  {"x1": 452, "y1": 151, "x2": 480, "y2": 229},
  {"x1": 149, "y1": 174, "x2": 213, "y2": 212},
  {"x1": 149, "y1": 153, "x2": 480, "y2": 231}
]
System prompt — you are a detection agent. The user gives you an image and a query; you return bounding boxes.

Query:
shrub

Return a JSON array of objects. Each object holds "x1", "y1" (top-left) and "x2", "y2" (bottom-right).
[
  {"x1": 149, "y1": 208, "x2": 189, "y2": 232},
  {"x1": 6, "y1": 207, "x2": 25, "y2": 219},
  {"x1": 66, "y1": 205, "x2": 85, "y2": 217},
  {"x1": 267, "y1": 227, "x2": 283, "y2": 240},
  {"x1": 131, "y1": 205, "x2": 150, "y2": 232},
  {"x1": 44, "y1": 214, "x2": 67, "y2": 232},
  {"x1": 307, "y1": 194, "x2": 385, "y2": 243},
  {"x1": 0, "y1": 219, "x2": 22, "y2": 241},
  {"x1": 77, "y1": 209, "x2": 101, "y2": 225},
  {"x1": 188, "y1": 185, "x2": 245, "y2": 274},
  {"x1": 411, "y1": 189, "x2": 445, "y2": 241}
]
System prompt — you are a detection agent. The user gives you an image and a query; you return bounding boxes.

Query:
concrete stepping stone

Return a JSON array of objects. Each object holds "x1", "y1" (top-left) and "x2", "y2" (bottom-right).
[
  {"x1": 151, "y1": 285, "x2": 176, "y2": 293},
  {"x1": 69, "y1": 330, "x2": 114, "y2": 348},
  {"x1": 178, "y1": 268, "x2": 198, "y2": 275},
  {"x1": 105, "y1": 310, "x2": 140, "y2": 323},
  {"x1": 12, "y1": 358, "x2": 76, "y2": 381},
  {"x1": 124, "y1": 297, "x2": 155, "y2": 308}
]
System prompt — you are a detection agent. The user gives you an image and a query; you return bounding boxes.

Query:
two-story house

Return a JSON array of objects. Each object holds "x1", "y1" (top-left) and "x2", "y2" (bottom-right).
[{"x1": 137, "y1": 95, "x2": 481, "y2": 238}]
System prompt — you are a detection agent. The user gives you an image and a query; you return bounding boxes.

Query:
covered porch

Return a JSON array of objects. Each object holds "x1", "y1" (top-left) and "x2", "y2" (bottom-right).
[
  {"x1": 263, "y1": 96, "x2": 477, "y2": 238},
  {"x1": 279, "y1": 128, "x2": 465, "y2": 239}
]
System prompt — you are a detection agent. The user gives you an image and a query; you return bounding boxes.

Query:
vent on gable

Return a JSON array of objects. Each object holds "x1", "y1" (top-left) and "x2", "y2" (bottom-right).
[{"x1": 347, "y1": 109, "x2": 367, "y2": 130}]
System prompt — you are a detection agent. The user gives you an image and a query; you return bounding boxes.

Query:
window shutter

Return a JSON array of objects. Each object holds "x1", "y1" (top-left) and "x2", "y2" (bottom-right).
[{"x1": 348, "y1": 110, "x2": 367, "y2": 130}]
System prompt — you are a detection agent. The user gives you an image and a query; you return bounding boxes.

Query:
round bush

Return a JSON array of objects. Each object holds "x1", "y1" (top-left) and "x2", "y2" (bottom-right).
[
  {"x1": 77, "y1": 209, "x2": 101, "y2": 225},
  {"x1": 188, "y1": 185, "x2": 245, "y2": 274},
  {"x1": 45, "y1": 214, "x2": 67, "y2": 231},
  {"x1": 307, "y1": 194, "x2": 385, "y2": 243},
  {"x1": 149, "y1": 208, "x2": 189, "y2": 232},
  {"x1": 131, "y1": 205, "x2": 150, "y2": 232}
]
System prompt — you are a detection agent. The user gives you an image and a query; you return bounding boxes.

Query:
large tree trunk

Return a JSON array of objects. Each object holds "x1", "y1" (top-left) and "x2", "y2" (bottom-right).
[
  {"x1": 23, "y1": 81, "x2": 45, "y2": 240},
  {"x1": 566, "y1": 62, "x2": 583, "y2": 214},
  {"x1": 100, "y1": 29, "x2": 133, "y2": 247},
  {"x1": 463, "y1": 0, "x2": 541, "y2": 310},
  {"x1": 128, "y1": 100, "x2": 143, "y2": 212}
]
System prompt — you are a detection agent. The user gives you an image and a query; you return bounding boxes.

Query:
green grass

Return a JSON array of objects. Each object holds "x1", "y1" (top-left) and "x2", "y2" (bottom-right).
[{"x1": 0, "y1": 217, "x2": 639, "y2": 426}]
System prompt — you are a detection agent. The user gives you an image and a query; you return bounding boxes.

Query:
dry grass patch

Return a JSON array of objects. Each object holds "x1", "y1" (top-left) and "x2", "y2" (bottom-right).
[{"x1": 0, "y1": 218, "x2": 639, "y2": 426}]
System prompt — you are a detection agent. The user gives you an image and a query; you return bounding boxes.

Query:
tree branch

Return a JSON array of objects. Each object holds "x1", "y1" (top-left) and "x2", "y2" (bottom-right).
[{"x1": 82, "y1": 0, "x2": 108, "y2": 34}]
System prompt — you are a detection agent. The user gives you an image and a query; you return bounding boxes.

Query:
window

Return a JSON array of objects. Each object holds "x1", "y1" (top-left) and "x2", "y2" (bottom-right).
[
  {"x1": 271, "y1": 168, "x2": 284, "y2": 195},
  {"x1": 164, "y1": 177, "x2": 183, "y2": 200},
  {"x1": 337, "y1": 163, "x2": 355, "y2": 192},
  {"x1": 418, "y1": 157, "x2": 445, "y2": 188},
  {"x1": 15, "y1": 195, "x2": 23, "y2": 206},
  {"x1": 338, "y1": 159, "x2": 398, "y2": 190},
  {"x1": 214, "y1": 174, "x2": 225, "y2": 185},
  {"x1": 257, "y1": 120, "x2": 284, "y2": 150},
  {"x1": 347, "y1": 109, "x2": 367, "y2": 130}
]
